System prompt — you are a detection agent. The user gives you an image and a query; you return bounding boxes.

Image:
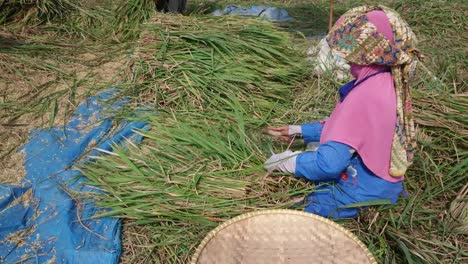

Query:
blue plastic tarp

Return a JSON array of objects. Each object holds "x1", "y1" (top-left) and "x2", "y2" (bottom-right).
[
  {"x1": 212, "y1": 5, "x2": 293, "y2": 21},
  {"x1": 0, "y1": 90, "x2": 148, "y2": 263}
]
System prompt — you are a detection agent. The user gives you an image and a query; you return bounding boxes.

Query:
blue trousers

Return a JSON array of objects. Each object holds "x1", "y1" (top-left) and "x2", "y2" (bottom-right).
[{"x1": 303, "y1": 156, "x2": 403, "y2": 218}]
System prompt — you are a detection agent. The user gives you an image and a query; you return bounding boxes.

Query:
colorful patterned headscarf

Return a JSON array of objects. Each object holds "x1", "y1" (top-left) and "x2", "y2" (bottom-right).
[{"x1": 326, "y1": 5, "x2": 423, "y2": 177}]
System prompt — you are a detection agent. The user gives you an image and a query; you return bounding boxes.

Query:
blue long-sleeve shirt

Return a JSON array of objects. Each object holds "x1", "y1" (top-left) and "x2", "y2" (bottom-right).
[
  {"x1": 295, "y1": 141, "x2": 353, "y2": 182},
  {"x1": 295, "y1": 122, "x2": 352, "y2": 182},
  {"x1": 300, "y1": 122, "x2": 324, "y2": 143}
]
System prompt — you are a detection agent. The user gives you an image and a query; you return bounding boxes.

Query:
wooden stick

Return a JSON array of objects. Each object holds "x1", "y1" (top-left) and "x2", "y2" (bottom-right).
[{"x1": 329, "y1": 0, "x2": 334, "y2": 31}]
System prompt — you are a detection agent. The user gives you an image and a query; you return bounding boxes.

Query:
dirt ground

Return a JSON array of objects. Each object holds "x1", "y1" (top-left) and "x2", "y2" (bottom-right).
[{"x1": 0, "y1": 41, "x2": 128, "y2": 184}]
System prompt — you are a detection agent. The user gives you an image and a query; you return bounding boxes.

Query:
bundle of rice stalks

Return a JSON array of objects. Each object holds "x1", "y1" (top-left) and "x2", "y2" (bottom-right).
[
  {"x1": 81, "y1": 109, "x2": 313, "y2": 262},
  {"x1": 50, "y1": 2, "x2": 114, "y2": 40},
  {"x1": 0, "y1": 0, "x2": 80, "y2": 25},
  {"x1": 113, "y1": 0, "x2": 155, "y2": 40},
  {"x1": 123, "y1": 14, "x2": 307, "y2": 116}
]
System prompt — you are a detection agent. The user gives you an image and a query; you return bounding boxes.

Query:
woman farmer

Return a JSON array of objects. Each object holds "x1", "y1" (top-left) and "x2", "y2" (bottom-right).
[{"x1": 264, "y1": 5, "x2": 423, "y2": 218}]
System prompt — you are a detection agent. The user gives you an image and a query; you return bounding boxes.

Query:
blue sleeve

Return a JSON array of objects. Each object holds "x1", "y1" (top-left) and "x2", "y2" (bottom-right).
[
  {"x1": 295, "y1": 141, "x2": 353, "y2": 182},
  {"x1": 301, "y1": 122, "x2": 324, "y2": 143}
]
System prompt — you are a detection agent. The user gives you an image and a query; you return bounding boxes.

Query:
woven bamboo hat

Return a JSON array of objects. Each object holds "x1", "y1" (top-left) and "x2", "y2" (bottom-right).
[{"x1": 191, "y1": 209, "x2": 376, "y2": 264}]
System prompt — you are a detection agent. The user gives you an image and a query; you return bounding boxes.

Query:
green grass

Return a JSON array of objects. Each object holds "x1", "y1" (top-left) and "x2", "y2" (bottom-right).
[{"x1": 1, "y1": 0, "x2": 466, "y2": 263}]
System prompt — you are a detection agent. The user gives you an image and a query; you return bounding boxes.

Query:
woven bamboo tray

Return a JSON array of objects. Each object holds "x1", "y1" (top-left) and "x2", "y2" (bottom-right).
[{"x1": 192, "y1": 209, "x2": 376, "y2": 264}]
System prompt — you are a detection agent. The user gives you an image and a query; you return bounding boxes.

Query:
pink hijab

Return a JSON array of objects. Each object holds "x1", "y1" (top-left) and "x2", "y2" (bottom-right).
[{"x1": 320, "y1": 10, "x2": 403, "y2": 182}]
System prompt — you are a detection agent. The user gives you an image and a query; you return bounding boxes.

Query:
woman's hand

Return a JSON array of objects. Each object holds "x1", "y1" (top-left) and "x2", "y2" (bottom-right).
[
  {"x1": 262, "y1": 126, "x2": 290, "y2": 142},
  {"x1": 262, "y1": 125, "x2": 302, "y2": 143}
]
